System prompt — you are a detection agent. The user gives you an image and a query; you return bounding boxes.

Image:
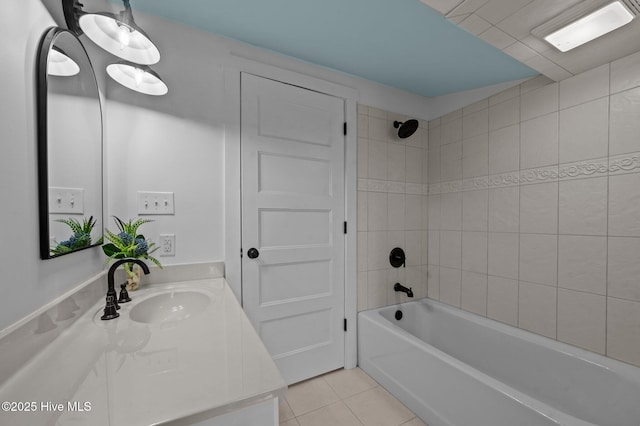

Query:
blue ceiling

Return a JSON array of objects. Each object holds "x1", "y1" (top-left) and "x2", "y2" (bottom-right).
[{"x1": 120, "y1": 0, "x2": 538, "y2": 97}]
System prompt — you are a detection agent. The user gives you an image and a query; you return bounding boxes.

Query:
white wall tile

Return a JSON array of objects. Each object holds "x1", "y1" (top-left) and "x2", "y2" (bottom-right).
[
  {"x1": 558, "y1": 235, "x2": 606, "y2": 295},
  {"x1": 367, "y1": 270, "x2": 388, "y2": 309},
  {"x1": 441, "y1": 108, "x2": 462, "y2": 124},
  {"x1": 422, "y1": 148, "x2": 430, "y2": 184},
  {"x1": 608, "y1": 237, "x2": 640, "y2": 302},
  {"x1": 610, "y1": 87, "x2": 640, "y2": 156},
  {"x1": 368, "y1": 192, "x2": 388, "y2": 231},
  {"x1": 428, "y1": 145, "x2": 441, "y2": 183},
  {"x1": 405, "y1": 147, "x2": 423, "y2": 184},
  {"x1": 487, "y1": 276, "x2": 518, "y2": 326},
  {"x1": 422, "y1": 230, "x2": 429, "y2": 266},
  {"x1": 488, "y1": 232, "x2": 519, "y2": 280},
  {"x1": 559, "y1": 64, "x2": 609, "y2": 110},
  {"x1": 490, "y1": 84, "x2": 520, "y2": 106},
  {"x1": 462, "y1": 133, "x2": 489, "y2": 178},
  {"x1": 461, "y1": 271, "x2": 487, "y2": 316},
  {"x1": 520, "y1": 113, "x2": 559, "y2": 169},
  {"x1": 441, "y1": 141, "x2": 463, "y2": 181},
  {"x1": 368, "y1": 139, "x2": 388, "y2": 180},
  {"x1": 358, "y1": 272, "x2": 368, "y2": 311},
  {"x1": 387, "y1": 144, "x2": 406, "y2": 182},
  {"x1": 405, "y1": 194, "x2": 422, "y2": 231},
  {"x1": 559, "y1": 177, "x2": 607, "y2": 236},
  {"x1": 607, "y1": 297, "x2": 640, "y2": 367},
  {"x1": 611, "y1": 50, "x2": 640, "y2": 94},
  {"x1": 463, "y1": 98, "x2": 488, "y2": 116},
  {"x1": 357, "y1": 191, "x2": 368, "y2": 231},
  {"x1": 428, "y1": 194, "x2": 441, "y2": 230},
  {"x1": 358, "y1": 114, "x2": 369, "y2": 138},
  {"x1": 368, "y1": 116, "x2": 388, "y2": 141},
  {"x1": 519, "y1": 233, "x2": 558, "y2": 286},
  {"x1": 440, "y1": 231, "x2": 462, "y2": 269},
  {"x1": 428, "y1": 266, "x2": 440, "y2": 300},
  {"x1": 609, "y1": 173, "x2": 640, "y2": 237},
  {"x1": 428, "y1": 124, "x2": 441, "y2": 150},
  {"x1": 462, "y1": 108, "x2": 489, "y2": 139},
  {"x1": 405, "y1": 231, "x2": 422, "y2": 267},
  {"x1": 358, "y1": 232, "x2": 368, "y2": 272},
  {"x1": 520, "y1": 182, "x2": 558, "y2": 234},
  {"x1": 488, "y1": 187, "x2": 519, "y2": 233},
  {"x1": 462, "y1": 231, "x2": 487, "y2": 274},
  {"x1": 463, "y1": 189, "x2": 488, "y2": 231},
  {"x1": 428, "y1": 230, "x2": 440, "y2": 265},
  {"x1": 518, "y1": 281, "x2": 557, "y2": 339},
  {"x1": 357, "y1": 138, "x2": 369, "y2": 178},
  {"x1": 367, "y1": 231, "x2": 388, "y2": 271},
  {"x1": 387, "y1": 193, "x2": 405, "y2": 231},
  {"x1": 441, "y1": 118, "x2": 463, "y2": 145},
  {"x1": 368, "y1": 107, "x2": 387, "y2": 119},
  {"x1": 489, "y1": 124, "x2": 519, "y2": 174},
  {"x1": 440, "y1": 267, "x2": 462, "y2": 308},
  {"x1": 521, "y1": 83, "x2": 558, "y2": 121},
  {"x1": 479, "y1": 26, "x2": 516, "y2": 49},
  {"x1": 489, "y1": 96, "x2": 520, "y2": 131},
  {"x1": 440, "y1": 192, "x2": 462, "y2": 231},
  {"x1": 557, "y1": 289, "x2": 606, "y2": 354},
  {"x1": 559, "y1": 98, "x2": 609, "y2": 163}
]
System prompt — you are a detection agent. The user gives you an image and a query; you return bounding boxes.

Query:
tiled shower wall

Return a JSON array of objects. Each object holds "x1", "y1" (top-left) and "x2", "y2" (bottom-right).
[
  {"x1": 427, "y1": 51, "x2": 640, "y2": 368},
  {"x1": 356, "y1": 105, "x2": 429, "y2": 311}
]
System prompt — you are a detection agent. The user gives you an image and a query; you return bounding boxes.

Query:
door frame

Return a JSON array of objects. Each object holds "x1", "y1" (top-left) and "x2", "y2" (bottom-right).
[{"x1": 223, "y1": 58, "x2": 358, "y2": 369}]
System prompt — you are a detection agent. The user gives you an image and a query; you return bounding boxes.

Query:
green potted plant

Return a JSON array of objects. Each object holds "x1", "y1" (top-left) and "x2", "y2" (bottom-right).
[
  {"x1": 51, "y1": 216, "x2": 97, "y2": 255},
  {"x1": 102, "y1": 216, "x2": 162, "y2": 290}
]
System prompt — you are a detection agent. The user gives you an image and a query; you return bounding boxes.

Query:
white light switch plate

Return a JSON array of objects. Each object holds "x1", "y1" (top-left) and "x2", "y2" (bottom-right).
[
  {"x1": 138, "y1": 191, "x2": 175, "y2": 215},
  {"x1": 49, "y1": 187, "x2": 84, "y2": 214}
]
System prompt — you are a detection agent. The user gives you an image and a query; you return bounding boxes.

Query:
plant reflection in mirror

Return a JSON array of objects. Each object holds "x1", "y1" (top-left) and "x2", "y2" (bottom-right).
[
  {"x1": 102, "y1": 216, "x2": 162, "y2": 290},
  {"x1": 50, "y1": 216, "x2": 96, "y2": 255}
]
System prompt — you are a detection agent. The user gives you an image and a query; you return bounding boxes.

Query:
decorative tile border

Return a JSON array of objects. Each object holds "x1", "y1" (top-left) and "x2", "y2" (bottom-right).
[
  {"x1": 427, "y1": 151, "x2": 640, "y2": 194},
  {"x1": 609, "y1": 152, "x2": 640, "y2": 176},
  {"x1": 360, "y1": 152, "x2": 640, "y2": 195},
  {"x1": 519, "y1": 165, "x2": 558, "y2": 185}
]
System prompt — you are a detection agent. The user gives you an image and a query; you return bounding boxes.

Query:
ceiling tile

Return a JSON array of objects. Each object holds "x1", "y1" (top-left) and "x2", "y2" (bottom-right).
[
  {"x1": 419, "y1": 0, "x2": 465, "y2": 15},
  {"x1": 496, "y1": 0, "x2": 582, "y2": 40},
  {"x1": 447, "y1": 0, "x2": 491, "y2": 17},
  {"x1": 459, "y1": 14, "x2": 493, "y2": 35},
  {"x1": 480, "y1": 26, "x2": 517, "y2": 49},
  {"x1": 524, "y1": 55, "x2": 573, "y2": 81},
  {"x1": 503, "y1": 42, "x2": 539, "y2": 62},
  {"x1": 475, "y1": 0, "x2": 536, "y2": 25}
]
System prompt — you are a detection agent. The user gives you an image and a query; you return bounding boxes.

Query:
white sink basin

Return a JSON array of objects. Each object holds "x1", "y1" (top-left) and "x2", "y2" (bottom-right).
[{"x1": 129, "y1": 291, "x2": 211, "y2": 324}]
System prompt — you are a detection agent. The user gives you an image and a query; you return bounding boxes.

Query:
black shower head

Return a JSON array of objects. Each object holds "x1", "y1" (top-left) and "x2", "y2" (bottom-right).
[{"x1": 393, "y1": 119, "x2": 419, "y2": 139}]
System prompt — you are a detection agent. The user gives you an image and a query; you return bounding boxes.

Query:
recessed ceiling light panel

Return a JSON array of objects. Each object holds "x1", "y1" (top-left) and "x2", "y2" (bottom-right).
[{"x1": 538, "y1": 1, "x2": 636, "y2": 52}]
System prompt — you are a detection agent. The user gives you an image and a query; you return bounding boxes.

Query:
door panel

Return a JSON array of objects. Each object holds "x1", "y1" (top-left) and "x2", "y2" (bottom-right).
[{"x1": 241, "y1": 73, "x2": 345, "y2": 384}]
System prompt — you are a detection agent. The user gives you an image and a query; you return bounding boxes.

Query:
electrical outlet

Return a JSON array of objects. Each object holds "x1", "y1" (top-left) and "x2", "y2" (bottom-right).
[{"x1": 159, "y1": 234, "x2": 175, "y2": 256}]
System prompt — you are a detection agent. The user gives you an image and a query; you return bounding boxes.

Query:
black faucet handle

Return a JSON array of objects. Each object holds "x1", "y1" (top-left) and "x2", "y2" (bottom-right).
[{"x1": 118, "y1": 282, "x2": 132, "y2": 303}]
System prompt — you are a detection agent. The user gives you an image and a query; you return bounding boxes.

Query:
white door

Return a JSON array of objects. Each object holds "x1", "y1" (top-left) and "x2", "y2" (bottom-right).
[{"x1": 241, "y1": 73, "x2": 345, "y2": 385}]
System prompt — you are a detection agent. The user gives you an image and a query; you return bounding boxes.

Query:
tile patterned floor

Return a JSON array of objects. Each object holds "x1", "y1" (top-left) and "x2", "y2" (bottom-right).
[{"x1": 280, "y1": 368, "x2": 428, "y2": 426}]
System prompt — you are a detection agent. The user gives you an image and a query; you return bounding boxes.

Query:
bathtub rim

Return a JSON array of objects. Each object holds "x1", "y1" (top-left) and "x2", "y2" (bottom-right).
[{"x1": 358, "y1": 297, "x2": 640, "y2": 426}]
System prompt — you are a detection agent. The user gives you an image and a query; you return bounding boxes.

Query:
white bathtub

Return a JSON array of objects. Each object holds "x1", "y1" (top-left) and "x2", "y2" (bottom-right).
[{"x1": 358, "y1": 299, "x2": 640, "y2": 426}]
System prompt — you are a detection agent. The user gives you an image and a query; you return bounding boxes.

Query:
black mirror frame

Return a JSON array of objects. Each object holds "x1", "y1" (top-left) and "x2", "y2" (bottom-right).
[{"x1": 37, "y1": 27, "x2": 104, "y2": 259}]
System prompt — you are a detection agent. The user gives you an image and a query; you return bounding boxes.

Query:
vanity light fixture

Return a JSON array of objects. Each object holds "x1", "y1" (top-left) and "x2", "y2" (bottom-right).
[
  {"x1": 539, "y1": 1, "x2": 636, "y2": 52},
  {"x1": 47, "y1": 47, "x2": 80, "y2": 76},
  {"x1": 63, "y1": 0, "x2": 160, "y2": 65},
  {"x1": 106, "y1": 61, "x2": 168, "y2": 96}
]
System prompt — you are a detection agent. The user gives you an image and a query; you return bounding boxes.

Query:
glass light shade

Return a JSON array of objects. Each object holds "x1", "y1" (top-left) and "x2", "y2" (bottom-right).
[
  {"x1": 106, "y1": 62, "x2": 168, "y2": 96},
  {"x1": 47, "y1": 47, "x2": 80, "y2": 76},
  {"x1": 78, "y1": 12, "x2": 160, "y2": 65},
  {"x1": 544, "y1": 1, "x2": 635, "y2": 52}
]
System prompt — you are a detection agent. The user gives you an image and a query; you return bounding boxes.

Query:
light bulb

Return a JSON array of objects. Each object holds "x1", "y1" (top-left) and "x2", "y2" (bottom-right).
[
  {"x1": 134, "y1": 68, "x2": 144, "y2": 87},
  {"x1": 117, "y1": 24, "x2": 131, "y2": 50}
]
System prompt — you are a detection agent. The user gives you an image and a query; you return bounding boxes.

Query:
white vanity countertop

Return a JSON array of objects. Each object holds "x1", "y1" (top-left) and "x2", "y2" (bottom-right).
[{"x1": 0, "y1": 278, "x2": 286, "y2": 426}]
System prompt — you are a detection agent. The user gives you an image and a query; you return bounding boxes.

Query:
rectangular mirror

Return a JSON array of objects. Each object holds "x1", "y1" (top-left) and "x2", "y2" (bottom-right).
[{"x1": 37, "y1": 28, "x2": 103, "y2": 259}]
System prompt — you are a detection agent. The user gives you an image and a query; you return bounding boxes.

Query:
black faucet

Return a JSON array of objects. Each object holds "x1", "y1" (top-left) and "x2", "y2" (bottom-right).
[
  {"x1": 101, "y1": 258, "x2": 150, "y2": 320},
  {"x1": 394, "y1": 283, "x2": 413, "y2": 298}
]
